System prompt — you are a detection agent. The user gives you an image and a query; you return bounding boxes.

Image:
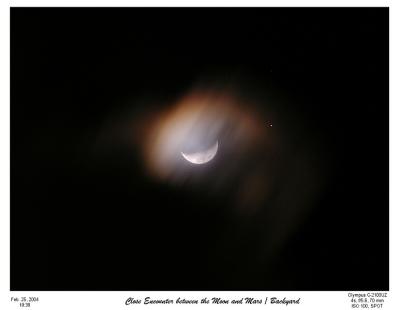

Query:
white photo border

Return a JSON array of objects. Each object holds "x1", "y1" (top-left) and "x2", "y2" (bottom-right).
[{"x1": 1, "y1": 1, "x2": 397, "y2": 309}]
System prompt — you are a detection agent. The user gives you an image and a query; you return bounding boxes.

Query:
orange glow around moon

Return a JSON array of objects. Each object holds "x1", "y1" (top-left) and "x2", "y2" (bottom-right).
[{"x1": 142, "y1": 88, "x2": 268, "y2": 184}]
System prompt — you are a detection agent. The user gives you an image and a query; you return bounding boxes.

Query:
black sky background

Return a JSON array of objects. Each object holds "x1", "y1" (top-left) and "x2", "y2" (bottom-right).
[{"x1": 11, "y1": 8, "x2": 388, "y2": 290}]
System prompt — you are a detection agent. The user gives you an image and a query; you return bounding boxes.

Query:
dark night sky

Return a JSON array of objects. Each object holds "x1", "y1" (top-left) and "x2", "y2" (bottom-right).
[{"x1": 11, "y1": 8, "x2": 388, "y2": 290}]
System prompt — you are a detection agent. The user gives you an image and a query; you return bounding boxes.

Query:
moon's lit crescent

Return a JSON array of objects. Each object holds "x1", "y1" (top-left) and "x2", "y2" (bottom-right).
[{"x1": 181, "y1": 141, "x2": 219, "y2": 164}]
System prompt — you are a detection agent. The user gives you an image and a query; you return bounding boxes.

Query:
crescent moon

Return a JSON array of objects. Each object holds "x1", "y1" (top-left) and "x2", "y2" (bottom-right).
[{"x1": 181, "y1": 141, "x2": 219, "y2": 165}]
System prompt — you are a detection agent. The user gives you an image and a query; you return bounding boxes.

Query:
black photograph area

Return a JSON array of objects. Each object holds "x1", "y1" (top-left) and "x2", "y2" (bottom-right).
[{"x1": 10, "y1": 8, "x2": 388, "y2": 290}]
